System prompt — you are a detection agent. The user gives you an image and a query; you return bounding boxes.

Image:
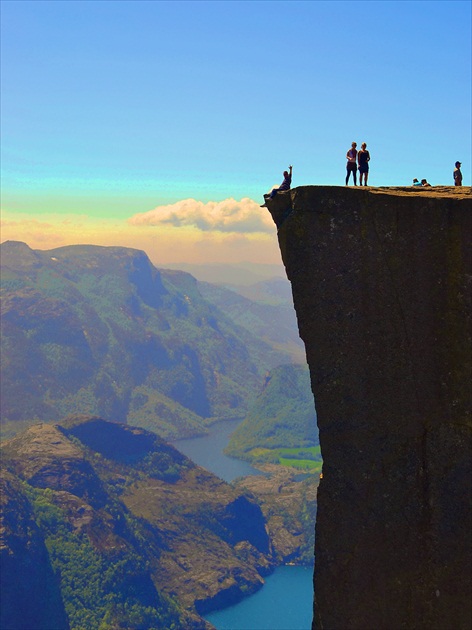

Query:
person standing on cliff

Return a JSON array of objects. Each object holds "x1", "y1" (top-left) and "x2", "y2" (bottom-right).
[
  {"x1": 345, "y1": 142, "x2": 358, "y2": 185},
  {"x1": 260, "y1": 165, "x2": 293, "y2": 207},
  {"x1": 453, "y1": 161, "x2": 463, "y2": 186},
  {"x1": 357, "y1": 143, "x2": 370, "y2": 186}
]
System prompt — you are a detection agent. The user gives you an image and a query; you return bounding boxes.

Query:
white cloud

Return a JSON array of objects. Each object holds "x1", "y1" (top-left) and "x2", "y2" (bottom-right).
[{"x1": 127, "y1": 197, "x2": 275, "y2": 234}]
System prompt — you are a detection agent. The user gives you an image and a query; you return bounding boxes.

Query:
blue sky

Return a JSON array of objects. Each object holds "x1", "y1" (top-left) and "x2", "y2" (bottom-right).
[{"x1": 1, "y1": 0, "x2": 471, "y2": 263}]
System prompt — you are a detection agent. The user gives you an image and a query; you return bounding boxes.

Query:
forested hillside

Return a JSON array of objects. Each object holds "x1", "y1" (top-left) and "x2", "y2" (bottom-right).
[
  {"x1": 225, "y1": 364, "x2": 319, "y2": 468},
  {"x1": 0, "y1": 241, "x2": 289, "y2": 439}
]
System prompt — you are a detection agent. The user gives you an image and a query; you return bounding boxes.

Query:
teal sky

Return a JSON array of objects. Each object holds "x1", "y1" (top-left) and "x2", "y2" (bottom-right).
[{"x1": 1, "y1": 0, "x2": 471, "y2": 261}]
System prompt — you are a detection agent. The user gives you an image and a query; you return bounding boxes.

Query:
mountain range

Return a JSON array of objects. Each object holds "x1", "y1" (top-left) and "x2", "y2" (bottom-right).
[
  {"x1": 1, "y1": 241, "x2": 292, "y2": 439},
  {"x1": 0, "y1": 240, "x2": 320, "y2": 629}
]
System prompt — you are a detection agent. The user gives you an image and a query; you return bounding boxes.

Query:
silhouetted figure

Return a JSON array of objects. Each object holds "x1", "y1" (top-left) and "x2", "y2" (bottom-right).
[
  {"x1": 454, "y1": 161, "x2": 463, "y2": 186},
  {"x1": 345, "y1": 142, "x2": 358, "y2": 185},
  {"x1": 261, "y1": 165, "x2": 293, "y2": 207},
  {"x1": 358, "y1": 143, "x2": 370, "y2": 186}
]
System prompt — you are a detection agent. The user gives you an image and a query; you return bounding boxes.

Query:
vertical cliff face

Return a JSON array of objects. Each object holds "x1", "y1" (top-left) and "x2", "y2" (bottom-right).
[{"x1": 267, "y1": 186, "x2": 472, "y2": 630}]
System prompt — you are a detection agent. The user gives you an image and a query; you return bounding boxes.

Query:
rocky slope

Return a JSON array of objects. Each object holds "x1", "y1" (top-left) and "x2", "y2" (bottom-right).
[
  {"x1": 266, "y1": 186, "x2": 472, "y2": 630},
  {"x1": 234, "y1": 464, "x2": 318, "y2": 565},
  {"x1": 1, "y1": 417, "x2": 277, "y2": 629}
]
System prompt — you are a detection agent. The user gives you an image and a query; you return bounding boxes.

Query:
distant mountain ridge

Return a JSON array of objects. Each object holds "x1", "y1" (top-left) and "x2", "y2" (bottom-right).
[
  {"x1": 159, "y1": 261, "x2": 286, "y2": 286},
  {"x1": 224, "y1": 276, "x2": 294, "y2": 305},
  {"x1": 197, "y1": 281, "x2": 305, "y2": 363},
  {"x1": 0, "y1": 241, "x2": 289, "y2": 439}
]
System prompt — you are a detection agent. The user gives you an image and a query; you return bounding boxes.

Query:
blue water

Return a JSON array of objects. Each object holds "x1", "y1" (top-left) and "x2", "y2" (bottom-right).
[
  {"x1": 172, "y1": 418, "x2": 263, "y2": 482},
  {"x1": 205, "y1": 565, "x2": 314, "y2": 630},
  {"x1": 173, "y1": 421, "x2": 315, "y2": 629}
]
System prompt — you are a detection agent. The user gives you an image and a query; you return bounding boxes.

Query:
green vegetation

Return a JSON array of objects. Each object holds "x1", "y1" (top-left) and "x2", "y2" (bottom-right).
[
  {"x1": 1, "y1": 242, "x2": 289, "y2": 440},
  {"x1": 22, "y1": 485, "x2": 181, "y2": 630},
  {"x1": 279, "y1": 457, "x2": 321, "y2": 472},
  {"x1": 246, "y1": 446, "x2": 322, "y2": 472},
  {"x1": 225, "y1": 364, "x2": 319, "y2": 464}
]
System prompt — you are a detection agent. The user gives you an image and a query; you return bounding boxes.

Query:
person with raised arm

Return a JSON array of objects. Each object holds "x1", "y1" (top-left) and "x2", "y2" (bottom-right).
[{"x1": 261, "y1": 165, "x2": 293, "y2": 207}]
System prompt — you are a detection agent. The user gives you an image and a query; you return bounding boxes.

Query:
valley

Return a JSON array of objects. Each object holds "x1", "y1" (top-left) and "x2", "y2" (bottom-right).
[
  {"x1": 0, "y1": 242, "x2": 319, "y2": 629},
  {"x1": 1, "y1": 242, "x2": 299, "y2": 440},
  {"x1": 1, "y1": 416, "x2": 318, "y2": 629}
]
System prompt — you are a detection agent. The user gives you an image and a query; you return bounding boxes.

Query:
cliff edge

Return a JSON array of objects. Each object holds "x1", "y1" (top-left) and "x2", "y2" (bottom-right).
[{"x1": 266, "y1": 186, "x2": 472, "y2": 630}]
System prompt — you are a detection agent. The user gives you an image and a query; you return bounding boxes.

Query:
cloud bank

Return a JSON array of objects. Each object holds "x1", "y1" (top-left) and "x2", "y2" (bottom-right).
[
  {"x1": 127, "y1": 197, "x2": 275, "y2": 234},
  {"x1": 1, "y1": 209, "x2": 281, "y2": 265}
]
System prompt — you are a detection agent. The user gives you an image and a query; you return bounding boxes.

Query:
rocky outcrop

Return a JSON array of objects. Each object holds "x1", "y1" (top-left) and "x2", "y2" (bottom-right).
[
  {"x1": 266, "y1": 186, "x2": 472, "y2": 629},
  {"x1": 123, "y1": 465, "x2": 274, "y2": 613},
  {"x1": 2, "y1": 424, "x2": 108, "y2": 508},
  {"x1": 235, "y1": 464, "x2": 318, "y2": 564},
  {"x1": 1, "y1": 417, "x2": 276, "y2": 628}
]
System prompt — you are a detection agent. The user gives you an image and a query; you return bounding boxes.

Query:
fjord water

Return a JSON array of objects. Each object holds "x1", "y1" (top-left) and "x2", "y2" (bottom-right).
[
  {"x1": 173, "y1": 419, "x2": 314, "y2": 629},
  {"x1": 205, "y1": 564, "x2": 314, "y2": 630},
  {"x1": 172, "y1": 418, "x2": 262, "y2": 482}
]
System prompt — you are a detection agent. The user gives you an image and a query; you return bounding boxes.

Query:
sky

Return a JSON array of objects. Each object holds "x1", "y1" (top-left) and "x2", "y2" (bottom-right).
[{"x1": 1, "y1": 0, "x2": 471, "y2": 266}]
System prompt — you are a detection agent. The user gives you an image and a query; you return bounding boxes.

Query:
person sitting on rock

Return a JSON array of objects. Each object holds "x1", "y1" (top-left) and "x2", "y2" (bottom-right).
[
  {"x1": 412, "y1": 178, "x2": 422, "y2": 186},
  {"x1": 421, "y1": 179, "x2": 432, "y2": 187},
  {"x1": 261, "y1": 165, "x2": 293, "y2": 207}
]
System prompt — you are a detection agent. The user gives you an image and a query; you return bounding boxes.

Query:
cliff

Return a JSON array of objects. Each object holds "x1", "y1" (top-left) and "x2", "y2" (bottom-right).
[{"x1": 266, "y1": 186, "x2": 472, "y2": 630}]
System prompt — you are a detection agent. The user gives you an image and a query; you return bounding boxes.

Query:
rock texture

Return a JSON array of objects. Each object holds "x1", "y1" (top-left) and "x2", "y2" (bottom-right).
[
  {"x1": 266, "y1": 186, "x2": 472, "y2": 630},
  {"x1": 235, "y1": 464, "x2": 318, "y2": 564}
]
